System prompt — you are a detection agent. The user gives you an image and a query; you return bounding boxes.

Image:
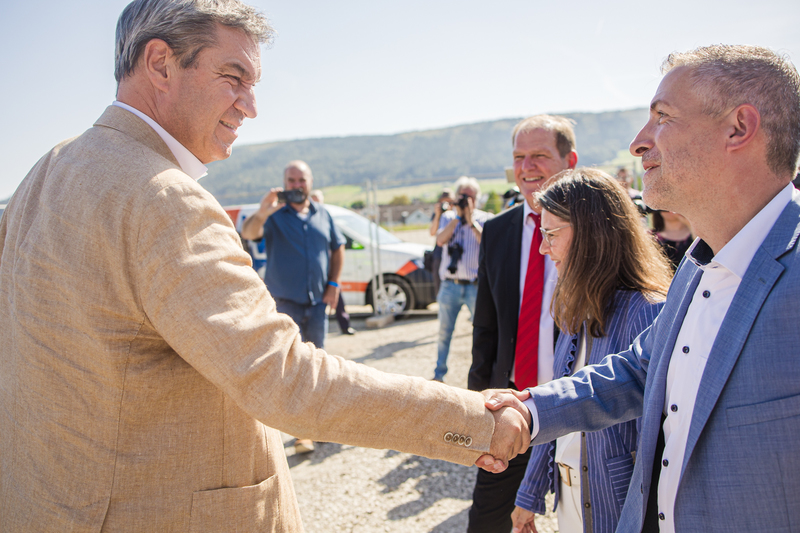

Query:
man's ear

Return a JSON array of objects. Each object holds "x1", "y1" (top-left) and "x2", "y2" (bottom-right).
[
  {"x1": 566, "y1": 151, "x2": 578, "y2": 169},
  {"x1": 141, "y1": 38, "x2": 174, "y2": 93},
  {"x1": 726, "y1": 104, "x2": 760, "y2": 152}
]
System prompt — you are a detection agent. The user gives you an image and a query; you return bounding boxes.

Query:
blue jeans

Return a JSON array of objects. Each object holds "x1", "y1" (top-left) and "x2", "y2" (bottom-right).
[
  {"x1": 434, "y1": 280, "x2": 478, "y2": 381},
  {"x1": 276, "y1": 299, "x2": 328, "y2": 349}
]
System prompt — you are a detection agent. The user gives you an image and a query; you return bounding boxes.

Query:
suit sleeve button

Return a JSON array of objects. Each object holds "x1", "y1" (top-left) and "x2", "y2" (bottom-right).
[
  {"x1": 444, "y1": 432, "x2": 453, "y2": 443},
  {"x1": 465, "y1": 437, "x2": 472, "y2": 447},
  {"x1": 458, "y1": 435, "x2": 466, "y2": 446}
]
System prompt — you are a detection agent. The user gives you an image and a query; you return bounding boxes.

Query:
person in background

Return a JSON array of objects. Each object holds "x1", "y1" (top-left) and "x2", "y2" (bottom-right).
[
  {"x1": 433, "y1": 177, "x2": 491, "y2": 382},
  {"x1": 242, "y1": 160, "x2": 344, "y2": 351},
  {"x1": 503, "y1": 186, "x2": 525, "y2": 210},
  {"x1": 511, "y1": 168, "x2": 672, "y2": 533},
  {"x1": 616, "y1": 166, "x2": 642, "y2": 200},
  {"x1": 310, "y1": 189, "x2": 356, "y2": 336},
  {"x1": 242, "y1": 162, "x2": 345, "y2": 455},
  {"x1": 651, "y1": 210, "x2": 694, "y2": 271},
  {"x1": 429, "y1": 188, "x2": 454, "y2": 297}
]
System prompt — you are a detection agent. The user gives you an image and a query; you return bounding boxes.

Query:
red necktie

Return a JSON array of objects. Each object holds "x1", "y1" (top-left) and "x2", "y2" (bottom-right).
[{"x1": 515, "y1": 213, "x2": 544, "y2": 390}]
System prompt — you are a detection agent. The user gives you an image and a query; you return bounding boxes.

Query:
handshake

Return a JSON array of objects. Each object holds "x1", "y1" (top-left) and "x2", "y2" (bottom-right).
[{"x1": 475, "y1": 389, "x2": 533, "y2": 473}]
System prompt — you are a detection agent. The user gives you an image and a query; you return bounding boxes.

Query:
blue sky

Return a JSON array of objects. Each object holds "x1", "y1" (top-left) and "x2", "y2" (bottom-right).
[{"x1": 1, "y1": 0, "x2": 798, "y2": 199}]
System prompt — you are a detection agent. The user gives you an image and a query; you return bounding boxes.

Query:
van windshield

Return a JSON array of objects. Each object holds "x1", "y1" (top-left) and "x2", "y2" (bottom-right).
[{"x1": 331, "y1": 211, "x2": 403, "y2": 246}]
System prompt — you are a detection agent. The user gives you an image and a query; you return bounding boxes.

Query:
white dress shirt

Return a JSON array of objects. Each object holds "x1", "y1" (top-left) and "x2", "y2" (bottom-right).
[
  {"x1": 510, "y1": 200, "x2": 557, "y2": 386},
  {"x1": 657, "y1": 183, "x2": 793, "y2": 533},
  {"x1": 112, "y1": 101, "x2": 207, "y2": 180}
]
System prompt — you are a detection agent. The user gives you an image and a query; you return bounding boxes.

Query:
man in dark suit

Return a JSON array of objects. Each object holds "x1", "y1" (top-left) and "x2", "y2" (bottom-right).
[{"x1": 467, "y1": 115, "x2": 578, "y2": 532}]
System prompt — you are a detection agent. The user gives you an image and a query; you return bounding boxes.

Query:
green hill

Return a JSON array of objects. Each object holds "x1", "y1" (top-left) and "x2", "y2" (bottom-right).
[{"x1": 204, "y1": 108, "x2": 649, "y2": 205}]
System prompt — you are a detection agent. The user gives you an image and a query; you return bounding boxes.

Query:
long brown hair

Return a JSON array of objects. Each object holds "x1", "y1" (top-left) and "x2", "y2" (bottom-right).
[{"x1": 537, "y1": 168, "x2": 672, "y2": 337}]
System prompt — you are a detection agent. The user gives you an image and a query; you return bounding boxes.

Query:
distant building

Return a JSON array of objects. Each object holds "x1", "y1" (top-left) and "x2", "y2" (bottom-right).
[{"x1": 403, "y1": 209, "x2": 430, "y2": 226}]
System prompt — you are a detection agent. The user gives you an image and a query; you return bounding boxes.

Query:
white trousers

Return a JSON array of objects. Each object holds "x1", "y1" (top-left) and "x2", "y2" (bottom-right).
[{"x1": 557, "y1": 467, "x2": 584, "y2": 533}]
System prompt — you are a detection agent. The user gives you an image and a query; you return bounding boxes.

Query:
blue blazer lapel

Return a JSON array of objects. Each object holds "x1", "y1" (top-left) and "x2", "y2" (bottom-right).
[{"x1": 681, "y1": 196, "x2": 800, "y2": 475}]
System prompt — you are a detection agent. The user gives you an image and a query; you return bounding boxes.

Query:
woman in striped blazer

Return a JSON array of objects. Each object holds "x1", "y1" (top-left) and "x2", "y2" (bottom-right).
[{"x1": 512, "y1": 168, "x2": 673, "y2": 533}]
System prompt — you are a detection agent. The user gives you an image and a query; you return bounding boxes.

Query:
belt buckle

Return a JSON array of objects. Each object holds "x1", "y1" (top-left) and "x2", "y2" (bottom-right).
[{"x1": 557, "y1": 463, "x2": 572, "y2": 487}]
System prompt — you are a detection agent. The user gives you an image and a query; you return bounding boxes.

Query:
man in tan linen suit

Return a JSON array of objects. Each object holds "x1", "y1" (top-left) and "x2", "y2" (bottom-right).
[{"x1": 0, "y1": 0, "x2": 531, "y2": 531}]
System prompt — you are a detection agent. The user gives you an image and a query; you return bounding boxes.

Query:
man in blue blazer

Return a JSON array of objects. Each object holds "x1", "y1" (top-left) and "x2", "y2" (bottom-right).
[{"x1": 500, "y1": 45, "x2": 800, "y2": 533}]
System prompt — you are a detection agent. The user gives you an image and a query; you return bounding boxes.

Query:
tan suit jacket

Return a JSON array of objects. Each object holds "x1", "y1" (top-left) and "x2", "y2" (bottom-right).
[{"x1": 0, "y1": 106, "x2": 494, "y2": 532}]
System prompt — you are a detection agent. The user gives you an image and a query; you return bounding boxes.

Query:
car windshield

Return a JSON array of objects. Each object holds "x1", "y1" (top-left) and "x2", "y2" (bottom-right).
[{"x1": 329, "y1": 209, "x2": 403, "y2": 245}]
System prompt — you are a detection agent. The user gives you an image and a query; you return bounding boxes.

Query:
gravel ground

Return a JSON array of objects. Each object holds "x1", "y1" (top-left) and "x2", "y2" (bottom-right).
[{"x1": 282, "y1": 307, "x2": 558, "y2": 533}]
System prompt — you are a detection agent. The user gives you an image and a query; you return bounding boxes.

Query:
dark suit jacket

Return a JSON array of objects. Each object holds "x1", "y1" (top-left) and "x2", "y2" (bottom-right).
[{"x1": 469, "y1": 205, "x2": 525, "y2": 390}]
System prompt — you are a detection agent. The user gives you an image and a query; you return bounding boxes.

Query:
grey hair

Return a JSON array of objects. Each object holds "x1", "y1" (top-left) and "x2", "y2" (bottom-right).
[
  {"x1": 454, "y1": 176, "x2": 481, "y2": 197},
  {"x1": 511, "y1": 114, "x2": 577, "y2": 158},
  {"x1": 663, "y1": 45, "x2": 800, "y2": 177},
  {"x1": 115, "y1": 0, "x2": 274, "y2": 83}
]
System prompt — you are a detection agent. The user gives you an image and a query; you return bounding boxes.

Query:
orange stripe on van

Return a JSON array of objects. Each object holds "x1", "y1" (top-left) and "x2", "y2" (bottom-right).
[
  {"x1": 341, "y1": 281, "x2": 368, "y2": 292},
  {"x1": 395, "y1": 260, "x2": 419, "y2": 277}
]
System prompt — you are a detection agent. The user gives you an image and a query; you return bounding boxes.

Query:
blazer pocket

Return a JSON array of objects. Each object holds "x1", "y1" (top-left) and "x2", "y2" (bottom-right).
[
  {"x1": 605, "y1": 452, "x2": 636, "y2": 511},
  {"x1": 190, "y1": 474, "x2": 279, "y2": 533},
  {"x1": 727, "y1": 393, "x2": 800, "y2": 428}
]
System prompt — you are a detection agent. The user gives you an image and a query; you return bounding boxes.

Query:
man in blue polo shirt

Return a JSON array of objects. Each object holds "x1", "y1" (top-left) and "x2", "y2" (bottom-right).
[{"x1": 241, "y1": 160, "x2": 345, "y2": 350}]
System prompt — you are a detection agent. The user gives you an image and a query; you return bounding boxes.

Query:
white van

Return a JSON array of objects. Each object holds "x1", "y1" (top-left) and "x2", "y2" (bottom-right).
[{"x1": 223, "y1": 203, "x2": 436, "y2": 312}]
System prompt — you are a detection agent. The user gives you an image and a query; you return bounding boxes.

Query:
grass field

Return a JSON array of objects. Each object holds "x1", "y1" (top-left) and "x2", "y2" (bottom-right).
[{"x1": 321, "y1": 178, "x2": 514, "y2": 208}]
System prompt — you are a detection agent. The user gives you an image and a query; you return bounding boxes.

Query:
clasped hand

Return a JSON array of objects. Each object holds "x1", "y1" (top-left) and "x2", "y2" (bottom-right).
[{"x1": 474, "y1": 389, "x2": 532, "y2": 473}]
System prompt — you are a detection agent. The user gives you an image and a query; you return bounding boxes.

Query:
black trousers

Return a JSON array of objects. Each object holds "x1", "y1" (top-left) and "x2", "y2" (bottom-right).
[
  {"x1": 467, "y1": 446, "x2": 532, "y2": 533},
  {"x1": 334, "y1": 294, "x2": 351, "y2": 333}
]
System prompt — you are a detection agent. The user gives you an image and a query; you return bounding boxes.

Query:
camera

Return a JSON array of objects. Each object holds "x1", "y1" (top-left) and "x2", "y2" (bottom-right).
[
  {"x1": 446, "y1": 242, "x2": 464, "y2": 274},
  {"x1": 278, "y1": 189, "x2": 307, "y2": 204},
  {"x1": 457, "y1": 194, "x2": 470, "y2": 210},
  {"x1": 440, "y1": 201, "x2": 451, "y2": 212}
]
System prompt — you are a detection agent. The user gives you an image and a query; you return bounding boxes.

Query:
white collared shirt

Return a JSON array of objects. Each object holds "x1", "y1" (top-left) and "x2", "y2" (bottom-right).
[
  {"x1": 112, "y1": 101, "x2": 208, "y2": 180},
  {"x1": 657, "y1": 183, "x2": 794, "y2": 533},
  {"x1": 511, "y1": 200, "x2": 557, "y2": 385}
]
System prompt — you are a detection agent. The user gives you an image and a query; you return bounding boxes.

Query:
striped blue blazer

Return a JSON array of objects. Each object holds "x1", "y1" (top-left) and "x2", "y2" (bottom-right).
[{"x1": 516, "y1": 290, "x2": 663, "y2": 533}]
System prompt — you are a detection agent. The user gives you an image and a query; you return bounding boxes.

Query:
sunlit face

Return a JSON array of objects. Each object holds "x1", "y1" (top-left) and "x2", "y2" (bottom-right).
[
  {"x1": 164, "y1": 24, "x2": 261, "y2": 163},
  {"x1": 284, "y1": 166, "x2": 312, "y2": 195},
  {"x1": 513, "y1": 129, "x2": 574, "y2": 210},
  {"x1": 458, "y1": 186, "x2": 478, "y2": 200},
  {"x1": 538, "y1": 210, "x2": 572, "y2": 274},
  {"x1": 629, "y1": 66, "x2": 726, "y2": 214}
]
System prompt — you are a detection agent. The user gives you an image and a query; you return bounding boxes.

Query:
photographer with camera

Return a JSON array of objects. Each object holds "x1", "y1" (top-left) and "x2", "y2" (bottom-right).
[
  {"x1": 428, "y1": 188, "x2": 455, "y2": 296},
  {"x1": 242, "y1": 160, "x2": 345, "y2": 355},
  {"x1": 242, "y1": 160, "x2": 345, "y2": 455},
  {"x1": 432, "y1": 177, "x2": 492, "y2": 382}
]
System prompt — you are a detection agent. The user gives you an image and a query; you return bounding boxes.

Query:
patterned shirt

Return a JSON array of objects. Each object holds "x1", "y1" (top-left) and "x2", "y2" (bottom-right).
[{"x1": 437, "y1": 208, "x2": 492, "y2": 281}]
